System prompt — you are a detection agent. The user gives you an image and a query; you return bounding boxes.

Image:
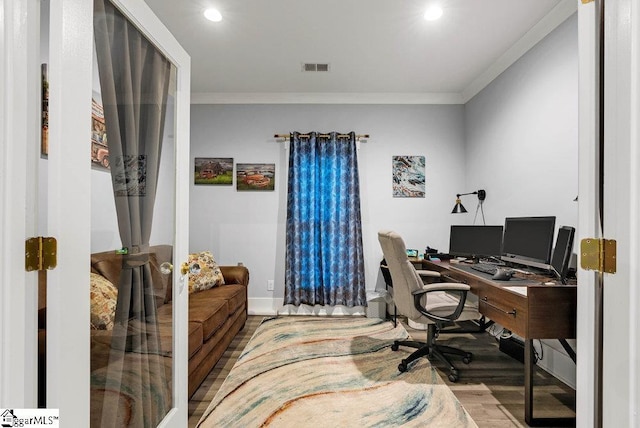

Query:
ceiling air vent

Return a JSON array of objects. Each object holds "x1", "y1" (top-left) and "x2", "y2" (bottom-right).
[{"x1": 302, "y1": 63, "x2": 331, "y2": 72}]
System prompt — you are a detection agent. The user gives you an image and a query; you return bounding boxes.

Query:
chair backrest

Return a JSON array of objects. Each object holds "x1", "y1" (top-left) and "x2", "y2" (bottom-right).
[{"x1": 377, "y1": 230, "x2": 427, "y2": 322}]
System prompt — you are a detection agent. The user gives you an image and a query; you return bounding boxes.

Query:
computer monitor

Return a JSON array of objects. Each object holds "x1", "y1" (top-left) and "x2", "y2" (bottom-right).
[
  {"x1": 550, "y1": 226, "x2": 575, "y2": 284},
  {"x1": 448, "y1": 225, "x2": 504, "y2": 260},
  {"x1": 501, "y1": 216, "x2": 556, "y2": 269}
]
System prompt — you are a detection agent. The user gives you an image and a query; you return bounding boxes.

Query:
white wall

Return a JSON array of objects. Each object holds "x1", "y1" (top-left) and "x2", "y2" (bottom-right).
[
  {"x1": 464, "y1": 13, "x2": 578, "y2": 387},
  {"x1": 189, "y1": 104, "x2": 466, "y2": 313}
]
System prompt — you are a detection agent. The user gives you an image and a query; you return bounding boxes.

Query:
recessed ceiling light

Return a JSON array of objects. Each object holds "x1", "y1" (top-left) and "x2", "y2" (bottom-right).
[
  {"x1": 204, "y1": 8, "x2": 222, "y2": 22},
  {"x1": 424, "y1": 5, "x2": 443, "y2": 21}
]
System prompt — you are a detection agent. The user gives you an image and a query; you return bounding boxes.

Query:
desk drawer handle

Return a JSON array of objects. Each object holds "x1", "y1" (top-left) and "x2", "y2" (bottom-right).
[{"x1": 482, "y1": 297, "x2": 517, "y2": 317}]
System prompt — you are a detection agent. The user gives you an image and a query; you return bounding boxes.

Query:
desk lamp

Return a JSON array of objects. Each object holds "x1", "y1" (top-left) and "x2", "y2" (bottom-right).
[{"x1": 452, "y1": 189, "x2": 486, "y2": 225}]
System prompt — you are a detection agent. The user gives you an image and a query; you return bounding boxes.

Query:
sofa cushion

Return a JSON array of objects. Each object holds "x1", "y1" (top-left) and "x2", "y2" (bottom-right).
[
  {"x1": 90, "y1": 273, "x2": 118, "y2": 330},
  {"x1": 191, "y1": 284, "x2": 246, "y2": 315},
  {"x1": 189, "y1": 297, "x2": 228, "y2": 341},
  {"x1": 154, "y1": 304, "x2": 203, "y2": 359},
  {"x1": 188, "y1": 251, "x2": 225, "y2": 293},
  {"x1": 188, "y1": 322, "x2": 204, "y2": 359}
]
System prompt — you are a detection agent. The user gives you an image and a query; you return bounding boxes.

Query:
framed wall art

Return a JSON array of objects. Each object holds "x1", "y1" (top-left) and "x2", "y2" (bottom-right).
[
  {"x1": 392, "y1": 155, "x2": 425, "y2": 198},
  {"x1": 194, "y1": 157, "x2": 234, "y2": 185},
  {"x1": 236, "y1": 163, "x2": 275, "y2": 191},
  {"x1": 91, "y1": 95, "x2": 110, "y2": 170}
]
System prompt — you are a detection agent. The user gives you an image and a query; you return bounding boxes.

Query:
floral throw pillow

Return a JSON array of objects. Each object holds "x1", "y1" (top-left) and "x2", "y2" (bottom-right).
[
  {"x1": 188, "y1": 251, "x2": 225, "y2": 293},
  {"x1": 90, "y1": 272, "x2": 118, "y2": 330}
]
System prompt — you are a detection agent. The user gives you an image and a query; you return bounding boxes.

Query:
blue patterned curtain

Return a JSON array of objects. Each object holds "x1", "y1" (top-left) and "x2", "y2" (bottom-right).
[{"x1": 285, "y1": 131, "x2": 367, "y2": 307}]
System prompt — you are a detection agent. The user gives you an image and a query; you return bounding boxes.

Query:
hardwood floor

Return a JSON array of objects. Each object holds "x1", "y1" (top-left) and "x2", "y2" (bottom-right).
[{"x1": 188, "y1": 315, "x2": 576, "y2": 427}]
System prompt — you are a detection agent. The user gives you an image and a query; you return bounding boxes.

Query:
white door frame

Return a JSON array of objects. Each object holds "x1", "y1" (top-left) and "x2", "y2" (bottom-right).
[
  {"x1": 45, "y1": 0, "x2": 93, "y2": 424},
  {"x1": 0, "y1": 0, "x2": 40, "y2": 408},
  {"x1": 576, "y1": 1, "x2": 601, "y2": 426},
  {"x1": 578, "y1": 0, "x2": 640, "y2": 426},
  {"x1": 601, "y1": 0, "x2": 639, "y2": 426}
]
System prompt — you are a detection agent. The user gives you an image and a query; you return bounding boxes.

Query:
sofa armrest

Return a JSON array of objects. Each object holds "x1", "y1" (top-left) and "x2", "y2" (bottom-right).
[{"x1": 221, "y1": 266, "x2": 249, "y2": 286}]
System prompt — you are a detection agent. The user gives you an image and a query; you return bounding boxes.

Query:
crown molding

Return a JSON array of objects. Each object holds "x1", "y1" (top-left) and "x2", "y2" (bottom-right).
[
  {"x1": 461, "y1": 0, "x2": 577, "y2": 103},
  {"x1": 191, "y1": 91, "x2": 464, "y2": 105}
]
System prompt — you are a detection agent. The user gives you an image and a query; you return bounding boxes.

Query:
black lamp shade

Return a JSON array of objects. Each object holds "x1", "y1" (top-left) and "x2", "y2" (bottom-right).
[{"x1": 451, "y1": 198, "x2": 467, "y2": 214}]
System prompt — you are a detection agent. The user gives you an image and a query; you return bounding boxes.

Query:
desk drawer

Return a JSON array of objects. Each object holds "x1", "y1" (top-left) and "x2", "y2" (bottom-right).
[{"x1": 479, "y1": 290, "x2": 527, "y2": 338}]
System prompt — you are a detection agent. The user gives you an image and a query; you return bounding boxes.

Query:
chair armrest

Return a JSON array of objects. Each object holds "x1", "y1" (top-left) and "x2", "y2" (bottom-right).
[
  {"x1": 220, "y1": 266, "x2": 250, "y2": 286},
  {"x1": 416, "y1": 269, "x2": 441, "y2": 279},
  {"x1": 411, "y1": 284, "x2": 469, "y2": 323},
  {"x1": 420, "y1": 282, "x2": 470, "y2": 293}
]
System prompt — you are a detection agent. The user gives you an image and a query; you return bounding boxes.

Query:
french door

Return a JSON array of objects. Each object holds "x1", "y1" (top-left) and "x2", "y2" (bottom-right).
[{"x1": 0, "y1": 0, "x2": 190, "y2": 426}]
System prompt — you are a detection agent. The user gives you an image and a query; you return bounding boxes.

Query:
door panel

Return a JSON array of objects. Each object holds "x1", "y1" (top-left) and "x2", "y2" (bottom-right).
[{"x1": 10, "y1": 0, "x2": 191, "y2": 425}]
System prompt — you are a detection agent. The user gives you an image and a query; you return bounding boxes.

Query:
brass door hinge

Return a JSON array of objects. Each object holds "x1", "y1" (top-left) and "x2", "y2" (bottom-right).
[
  {"x1": 580, "y1": 238, "x2": 616, "y2": 274},
  {"x1": 25, "y1": 237, "x2": 57, "y2": 272}
]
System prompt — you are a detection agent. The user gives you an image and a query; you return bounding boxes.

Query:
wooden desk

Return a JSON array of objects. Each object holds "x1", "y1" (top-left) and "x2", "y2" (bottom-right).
[{"x1": 421, "y1": 259, "x2": 577, "y2": 426}]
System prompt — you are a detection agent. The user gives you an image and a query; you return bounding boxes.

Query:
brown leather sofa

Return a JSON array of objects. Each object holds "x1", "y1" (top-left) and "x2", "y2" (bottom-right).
[{"x1": 89, "y1": 245, "x2": 249, "y2": 398}]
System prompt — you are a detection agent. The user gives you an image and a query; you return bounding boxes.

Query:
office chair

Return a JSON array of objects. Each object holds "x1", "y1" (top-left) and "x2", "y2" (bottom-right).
[{"x1": 377, "y1": 230, "x2": 480, "y2": 382}]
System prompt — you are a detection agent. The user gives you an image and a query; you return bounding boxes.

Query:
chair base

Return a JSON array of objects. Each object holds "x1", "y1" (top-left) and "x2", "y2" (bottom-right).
[{"x1": 392, "y1": 325, "x2": 472, "y2": 382}]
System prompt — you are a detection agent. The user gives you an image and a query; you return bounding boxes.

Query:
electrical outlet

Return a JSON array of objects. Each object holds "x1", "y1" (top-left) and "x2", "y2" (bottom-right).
[{"x1": 267, "y1": 280, "x2": 274, "y2": 291}]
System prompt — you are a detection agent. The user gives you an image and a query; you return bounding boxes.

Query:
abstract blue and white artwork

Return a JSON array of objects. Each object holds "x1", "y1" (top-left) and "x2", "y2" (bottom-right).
[{"x1": 392, "y1": 155, "x2": 425, "y2": 198}]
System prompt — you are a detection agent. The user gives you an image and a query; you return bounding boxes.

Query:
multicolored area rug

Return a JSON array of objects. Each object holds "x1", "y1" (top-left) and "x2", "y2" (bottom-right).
[{"x1": 197, "y1": 316, "x2": 477, "y2": 428}]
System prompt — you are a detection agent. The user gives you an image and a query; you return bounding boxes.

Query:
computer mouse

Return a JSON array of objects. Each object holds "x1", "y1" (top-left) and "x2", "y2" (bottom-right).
[{"x1": 492, "y1": 267, "x2": 514, "y2": 281}]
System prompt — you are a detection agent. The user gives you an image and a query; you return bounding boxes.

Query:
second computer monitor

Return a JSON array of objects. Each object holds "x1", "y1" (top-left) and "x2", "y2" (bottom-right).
[
  {"x1": 501, "y1": 216, "x2": 556, "y2": 268},
  {"x1": 449, "y1": 225, "x2": 504, "y2": 260}
]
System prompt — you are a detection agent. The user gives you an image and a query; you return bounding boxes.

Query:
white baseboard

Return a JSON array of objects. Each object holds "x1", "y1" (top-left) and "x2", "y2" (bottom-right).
[
  {"x1": 247, "y1": 298, "x2": 281, "y2": 316},
  {"x1": 482, "y1": 323, "x2": 577, "y2": 389},
  {"x1": 537, "y1": 340, "x2": 577, "y2": 389}
]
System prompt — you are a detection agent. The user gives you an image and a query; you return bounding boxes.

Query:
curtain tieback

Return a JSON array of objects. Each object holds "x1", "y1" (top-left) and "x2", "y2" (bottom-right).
[{"x1": 122, "y1": 244, "x2": 151, "y2": 268}]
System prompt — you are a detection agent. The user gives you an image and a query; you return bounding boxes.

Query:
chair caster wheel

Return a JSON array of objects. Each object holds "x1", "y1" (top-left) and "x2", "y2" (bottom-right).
[
  {"x1": 398, "y1": 361, "x2": 408, "y2": 373},
  {"x1": 448, "y1": 370, "x2": 459, "y2": 383},
  {"x1": 463, "y1": 353, "x2": 473, "y2": 364},
  {"x1": 391, "y1": 343, "x2": 399, "y2": 351}
]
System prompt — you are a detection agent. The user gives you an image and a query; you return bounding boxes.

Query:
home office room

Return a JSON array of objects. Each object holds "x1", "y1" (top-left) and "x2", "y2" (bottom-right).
[
  {"x1": 5, "y1": 0, "x2": 640, "y2": 427},
  {"x1": 187, "y1": 1, "x2": 579, "y2": 426}
]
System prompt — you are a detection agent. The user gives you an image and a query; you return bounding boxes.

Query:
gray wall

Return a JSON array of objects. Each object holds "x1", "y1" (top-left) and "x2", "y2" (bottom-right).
[
  {"x1": 190, "y1": 104, "x2": 466, "y2": 313},
  {"x1": 463, "y1": 13, "x2": 578, "y2": 387},
  {"x1": 464, "y1": 14, "x2": 579, "y2": 231}
]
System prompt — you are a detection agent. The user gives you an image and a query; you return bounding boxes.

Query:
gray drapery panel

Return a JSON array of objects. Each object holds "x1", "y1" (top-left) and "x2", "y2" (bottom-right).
[{"x1": 93, "y1": 0, "x2": 172, "y2": 426}]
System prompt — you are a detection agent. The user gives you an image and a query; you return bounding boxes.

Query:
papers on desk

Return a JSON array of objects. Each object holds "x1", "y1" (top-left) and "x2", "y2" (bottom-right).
[{"x1": 505, "y1": 286, "x2": 528, "y2": 296}]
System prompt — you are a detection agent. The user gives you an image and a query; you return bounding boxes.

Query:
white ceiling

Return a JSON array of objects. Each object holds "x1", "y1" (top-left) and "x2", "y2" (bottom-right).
[{"x1": 143, "y1": 0, "x2": 576, "y2": 104}]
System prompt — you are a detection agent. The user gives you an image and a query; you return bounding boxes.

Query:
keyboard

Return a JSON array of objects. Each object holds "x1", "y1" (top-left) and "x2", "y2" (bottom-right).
[{"x1": 470, "y1": 263, "x2": 499, "y2": 275}]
